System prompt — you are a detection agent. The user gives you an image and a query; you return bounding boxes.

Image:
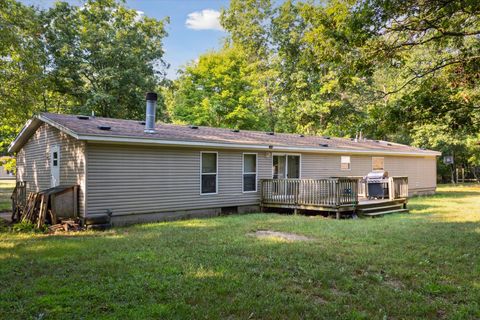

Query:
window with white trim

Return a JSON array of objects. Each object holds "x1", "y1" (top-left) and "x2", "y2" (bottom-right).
[
  {"x1": 372, "y1": 157, "x2": 384, "y2": 171},
  {"x1": 340, "y1": 156, "x2": 351, "y2": 170},
  {"x1": 201, "y1": 152, "x2": 217, "y2": 194},
  {"x1": 243, "y1": 153, "x2": 257, "y2": 192}
]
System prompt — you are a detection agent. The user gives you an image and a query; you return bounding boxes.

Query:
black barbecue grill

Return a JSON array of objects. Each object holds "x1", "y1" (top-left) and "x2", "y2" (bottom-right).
[{"x1": 364, "y1": 171, "x2": 389, "y2": 199}]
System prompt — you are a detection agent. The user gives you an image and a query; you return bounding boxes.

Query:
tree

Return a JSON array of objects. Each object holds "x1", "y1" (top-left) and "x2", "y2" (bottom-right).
[
  {"x1": 167, "y1": 46, "x2": 268, "y2": 130},
  {"x1": 0, "y1": 0, "x2": 48, "y2": 154},
  {"x1": 355, "y1": 0, "x2": 480, "y2": 94},
  {"x1": 45, "y1": 0, "x2": 169, "y2": 119},
  {"x1": 0, "y1": 0, "x2": 169, "y2": 155},
  {"x1": 221, "y1": 0, "x2": 375, "y2": 136}
]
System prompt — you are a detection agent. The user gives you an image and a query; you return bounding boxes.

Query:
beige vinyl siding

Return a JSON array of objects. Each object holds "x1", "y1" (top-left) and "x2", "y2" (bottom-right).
[
  {"x1": 86, "y1": 144, "x2": 437, "y2": 217},
  {"x1": 384, "y1": 156, "x2": 436, "y2": 191},
  {"x1": 16, "y1": 123, "x2": 86, "y2": 216},
  {"x1": 301, "y1": 153, "x2": 437, "y2": 192},
  {"x1": 85, "y1": 144, "x2": 272, "y2": 216}
]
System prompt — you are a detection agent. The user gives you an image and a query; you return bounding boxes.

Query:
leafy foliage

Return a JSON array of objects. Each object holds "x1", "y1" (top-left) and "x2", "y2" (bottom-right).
[
  {"x1": 45, "y1": 0, "x2": 168, "y2": 119},
  {"x1": 0, "y1": 0, "x2": 48, "y2": 154},
  {"x1": 0, "y1": 0, "x2": 168, "y2": 154},
  {"x1": 165, "y1": 46, "x2": 268, "y2": 130}
]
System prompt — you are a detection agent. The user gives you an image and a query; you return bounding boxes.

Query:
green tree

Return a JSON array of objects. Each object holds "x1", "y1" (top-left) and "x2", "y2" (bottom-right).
[
  {"x1": 0, "y1": 0, "x2": 47, "y2": 154},
  {"x1": 221, "y1": 0, "x2": 374, "y2": 136},
  {"x1": 167, "y1": 46, "x2": 268, "y2": 130},
  {"x1": 45, "y1": 0, "x2": 169, "y2": 119},
  {"x1": 0, "y1": 0, "x2": 169, "y2": 155}
]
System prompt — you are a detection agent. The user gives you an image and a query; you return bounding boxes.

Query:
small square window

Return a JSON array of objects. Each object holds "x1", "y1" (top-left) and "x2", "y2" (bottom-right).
[
  {"x1": 372, "y1": 157, "x2": 384, "y2": 171},
  {"x1": 341, "y1": 156, "x2": 351, "y2": 170}
]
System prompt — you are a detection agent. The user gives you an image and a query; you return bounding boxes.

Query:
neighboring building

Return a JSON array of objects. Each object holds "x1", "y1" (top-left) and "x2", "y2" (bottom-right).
[
  {"x1": 0, "y1": 156, "x2": 15, "y2": 180},
  {"x1": 8, "y1": 95, "x2": 441, "y2": 225}
]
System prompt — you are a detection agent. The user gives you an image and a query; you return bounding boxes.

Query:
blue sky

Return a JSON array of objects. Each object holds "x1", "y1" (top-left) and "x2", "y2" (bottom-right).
[{"x1": 19, "y1": 0, "x2": 229, "y2": 79}]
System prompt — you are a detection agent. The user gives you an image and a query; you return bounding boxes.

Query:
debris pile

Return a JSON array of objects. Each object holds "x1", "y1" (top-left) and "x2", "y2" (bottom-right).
[
  {"x1": 20, "y1": 193, "x2": 56, "y2": 228},
  {"x1": 12, "y1": 185, "x2": 81, "y2": 231},
  {"x1": 48, "y1": 219, "x2": 82, "y2": 233}
]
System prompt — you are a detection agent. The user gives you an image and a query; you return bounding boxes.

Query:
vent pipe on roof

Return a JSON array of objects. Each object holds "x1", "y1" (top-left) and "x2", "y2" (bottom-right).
[{"x1": 144, "y1": 92, "x2": 157, "y2": 134}]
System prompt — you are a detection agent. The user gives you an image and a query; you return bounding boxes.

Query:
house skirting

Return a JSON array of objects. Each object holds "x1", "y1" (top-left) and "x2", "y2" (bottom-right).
[
  {"x1": 109, "y1": 204, "x2": 260, "y2": 226},
  {"x1": 409, "y1": 187, "x2": 436, "y2": 197}
]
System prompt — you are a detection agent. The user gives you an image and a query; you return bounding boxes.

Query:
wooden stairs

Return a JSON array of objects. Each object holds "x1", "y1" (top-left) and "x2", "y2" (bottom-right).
[{"x1": 356, "y1": 199, "x2": 408, "y2": 217}]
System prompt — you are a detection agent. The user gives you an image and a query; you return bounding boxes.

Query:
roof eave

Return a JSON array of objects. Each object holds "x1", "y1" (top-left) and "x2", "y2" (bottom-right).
[
  {"x1": 37, "y1": 114, "x2": 80, "y2": 140},
  {"x1": 78, "y1": 134, "x2": 442, "y2": 157},
  {"x1": 8, "y1": 114, "x2": 80, "y2": 153},
  {"x1": 8, "y1": 118, "x2": 40, "y2": 153}
]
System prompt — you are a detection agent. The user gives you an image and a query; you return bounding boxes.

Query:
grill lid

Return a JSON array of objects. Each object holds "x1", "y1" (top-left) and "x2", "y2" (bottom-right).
[{"x1": 366, "y1": 171, "x2": 388, "y2": 179}]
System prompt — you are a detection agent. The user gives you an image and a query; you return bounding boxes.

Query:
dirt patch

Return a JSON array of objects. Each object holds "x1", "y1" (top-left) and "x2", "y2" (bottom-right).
[
  {"x1": 385, "y1": 279, "x2": 405, "y2": 290},
  {"x1": 248, "y1": 230, "x2": 313, "y2": 241}
]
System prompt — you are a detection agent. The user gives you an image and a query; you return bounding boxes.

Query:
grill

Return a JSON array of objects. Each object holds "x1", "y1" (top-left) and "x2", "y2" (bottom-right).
[{"x1": 364, "y1": 171, "x2": 389, "y2": 199}]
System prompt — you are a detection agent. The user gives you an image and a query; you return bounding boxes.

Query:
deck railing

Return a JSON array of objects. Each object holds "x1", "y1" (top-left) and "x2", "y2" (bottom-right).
[
  {"x1": 261, "y1": 178, "x2": 359, "y2": 208},
  {"x1": 389, "y1": 177, "x2": 409, "y2": 199},
  {"x1": 354, "y1": 176, "x2": 408, "y2": 200}
]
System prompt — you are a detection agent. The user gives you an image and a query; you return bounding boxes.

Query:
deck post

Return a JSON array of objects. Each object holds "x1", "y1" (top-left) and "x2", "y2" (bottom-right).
[
  {"x1": 388, "y1": 177, "x2": 394, "y2": 200},
  {"x1": 335, "y1": 210, "x2": 340, "y2": 220}
]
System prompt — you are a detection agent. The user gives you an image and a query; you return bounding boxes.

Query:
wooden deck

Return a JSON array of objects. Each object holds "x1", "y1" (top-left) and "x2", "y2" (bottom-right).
[{"x1": 260, "y1": 177, "x2": 409, "y2": 218}]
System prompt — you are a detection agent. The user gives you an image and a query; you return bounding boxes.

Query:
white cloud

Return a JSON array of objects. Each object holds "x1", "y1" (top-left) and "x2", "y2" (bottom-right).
[
  {"x1": 134, "y1": 10, "x2": 144, "y2": 22},
  {"x1": 185, "y1": 9, "x2": 223, "y2": 31}
]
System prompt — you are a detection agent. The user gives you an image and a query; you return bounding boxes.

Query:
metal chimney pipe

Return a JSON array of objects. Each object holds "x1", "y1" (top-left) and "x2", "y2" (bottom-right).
[{"x1": 144, "y1": 92, "x2": 157, "y2": 134}]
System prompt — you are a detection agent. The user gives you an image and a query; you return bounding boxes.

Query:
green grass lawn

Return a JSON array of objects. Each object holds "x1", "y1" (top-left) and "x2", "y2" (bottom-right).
[
  {"x1": 0, "y1": 180, "x2": 15, "y2": 211},
  {"x1": 1, "y1": 184, "x2": 479, "y2": 319}
]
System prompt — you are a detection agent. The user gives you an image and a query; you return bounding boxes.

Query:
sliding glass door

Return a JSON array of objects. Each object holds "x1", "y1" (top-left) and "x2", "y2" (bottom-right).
[{"x1": 273, "y1": 155, "x2": 300, "y2": 179}]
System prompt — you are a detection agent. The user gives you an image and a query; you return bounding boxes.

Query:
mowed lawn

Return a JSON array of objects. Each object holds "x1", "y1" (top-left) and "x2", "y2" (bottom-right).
[
  {"x1": 1, "y1": 185, "x2": 479, "y2": 319},
  {"x1": 0, "y1": 180, "x2": 15, "y2": 212}
]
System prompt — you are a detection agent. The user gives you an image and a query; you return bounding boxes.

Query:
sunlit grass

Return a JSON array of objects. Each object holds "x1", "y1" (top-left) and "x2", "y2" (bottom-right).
[
  {"x1": 0, "y1": 180, "x2": 15, "y2": 211},
  {"x1": 409, "y1": 184, "x2": 480, "y2": 222},
  {"x1": 0, "y1": 184, "x2": 479, "y2": 319}
]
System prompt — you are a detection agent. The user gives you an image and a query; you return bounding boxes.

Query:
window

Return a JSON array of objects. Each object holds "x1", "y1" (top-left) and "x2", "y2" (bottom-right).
[
  {"x1": 201, "y1": 152, "x2": 217, "y2": 194},
  {"x1": 243, "y1": 153, "x2": 257, "y2": 192},
  {"x1": 340, "y1": 156, "x2": 351, "y2": 170},
  {"x1": 372, "y1": 157, "x2": 384, "y2": 171},
  {"x1": 53, "y1": 151, "x2": 58, "y2": 167}
]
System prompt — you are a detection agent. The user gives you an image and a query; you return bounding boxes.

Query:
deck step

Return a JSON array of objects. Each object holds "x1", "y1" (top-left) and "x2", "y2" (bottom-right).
[
  {"x1": 360, "y1": 208, "x2": 409, "y2": 217},
  {"x1": 357, "y1": 204, "x2": 405, "y2": 213},
  {"x1": 357, "y1": 199, "x2": 407, "y2": 209}
]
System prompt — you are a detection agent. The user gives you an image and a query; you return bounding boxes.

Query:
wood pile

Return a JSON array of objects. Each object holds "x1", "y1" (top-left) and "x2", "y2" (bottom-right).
[
  {"x1": 13, "y1": 185, "x2": 80, "y2": 231},
  {"x1": 21, "y1": 192, "x2": 57, "y2": 229},
  {"x1": 48, "y1": 219, "x2": 82, "y2": 233},
  {"x1": 20, "y1": 192, "x2": 82, "y2": 232}
]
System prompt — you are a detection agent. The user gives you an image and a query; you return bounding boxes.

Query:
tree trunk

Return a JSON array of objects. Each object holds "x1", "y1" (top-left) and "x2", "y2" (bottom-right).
[{"x1": 472, "y1": 167, "x2": 480, "y2": 183}]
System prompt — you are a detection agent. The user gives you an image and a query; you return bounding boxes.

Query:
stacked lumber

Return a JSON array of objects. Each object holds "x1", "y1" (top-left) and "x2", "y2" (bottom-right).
[{"x1": 21, "y1": 192, "x2": 57, "y2": 228}]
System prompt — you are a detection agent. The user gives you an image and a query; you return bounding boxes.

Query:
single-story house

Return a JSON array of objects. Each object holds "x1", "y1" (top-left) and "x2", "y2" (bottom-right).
[{"x1": 8, "y1": 93, "x2": 441, "y2": 225}]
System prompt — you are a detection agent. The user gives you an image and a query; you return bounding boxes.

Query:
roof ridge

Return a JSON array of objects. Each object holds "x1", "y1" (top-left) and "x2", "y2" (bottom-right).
[{"x1": 40, "y1": 112, "x2": 359, "y2": 143}]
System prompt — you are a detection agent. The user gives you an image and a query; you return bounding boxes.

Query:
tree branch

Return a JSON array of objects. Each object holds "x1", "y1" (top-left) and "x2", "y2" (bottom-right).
[{"x1": 379, "y1": 55, "x2": 480, "y2": 97}]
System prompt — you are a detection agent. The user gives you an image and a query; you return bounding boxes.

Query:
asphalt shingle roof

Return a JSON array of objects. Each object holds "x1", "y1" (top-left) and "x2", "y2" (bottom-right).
[{"x1": 38, "y1": 113, "x2": 438, "y2": 155}]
